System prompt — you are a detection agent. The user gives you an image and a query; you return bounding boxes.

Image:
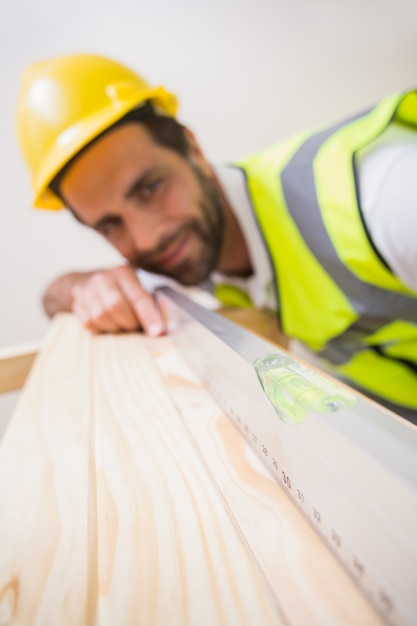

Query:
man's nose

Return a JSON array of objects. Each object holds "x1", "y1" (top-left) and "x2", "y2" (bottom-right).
[{"x1": 127, "y1": 212, "x2": 161, "y2": 254}]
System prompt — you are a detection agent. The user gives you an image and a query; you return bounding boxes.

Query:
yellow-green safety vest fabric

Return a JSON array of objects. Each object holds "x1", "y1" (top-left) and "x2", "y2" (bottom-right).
[{"x1": 236, "y1": 90, "x2": 417, "y2": 413}]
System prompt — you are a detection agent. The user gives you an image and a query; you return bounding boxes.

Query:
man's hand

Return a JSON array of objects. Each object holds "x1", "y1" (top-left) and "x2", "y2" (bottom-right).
[{"x1": 43, "y1": 266, "x2": 165, "y2": 336}]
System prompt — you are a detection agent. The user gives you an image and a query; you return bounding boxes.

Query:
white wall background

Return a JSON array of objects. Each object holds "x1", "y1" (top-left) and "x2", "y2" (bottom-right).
[{"x1": 1, "y1": 0, "x2": 417, "y2": 426}]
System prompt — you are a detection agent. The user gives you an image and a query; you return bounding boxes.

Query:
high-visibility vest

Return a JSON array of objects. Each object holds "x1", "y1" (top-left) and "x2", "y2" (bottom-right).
[{"x1": 236, "y1": 90, "x2": 417, "y2": 413}]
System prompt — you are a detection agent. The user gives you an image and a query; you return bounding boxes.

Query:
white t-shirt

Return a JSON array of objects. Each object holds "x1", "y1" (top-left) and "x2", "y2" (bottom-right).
[{"x1": 356, "y1": 122, "x2": 417, "y2": 291}]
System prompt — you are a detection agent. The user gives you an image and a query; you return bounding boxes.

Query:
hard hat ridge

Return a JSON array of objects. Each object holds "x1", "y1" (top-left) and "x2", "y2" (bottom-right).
[{"x1": 16, "y1": 53, "x2": 178, "y2": 210}]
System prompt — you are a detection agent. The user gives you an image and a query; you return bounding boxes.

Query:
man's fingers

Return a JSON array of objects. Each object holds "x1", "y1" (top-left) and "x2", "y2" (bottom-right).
[
  {"x1": 130, "y1": 292, "x2": 165, "y2": 336},
  {"x1": 72, "y1": 274, "x2": 131, "y2": 333},
  {"x1": 70, "y1": 266, "x2": 165, "y2": 336},
  {"x1": 71, "y1": 287, "x2": 100, "y2": 331},
  {"x1": 89, "y1": 272, "x2": 139, "y2": 331},
  {"x1": 100, "y1": 288, "x2": 139, "y2": 331},
  {"x1": 117, "y1": 267, "x2": 165, "y2": 336},
  {"x1": 72, "y1": 283, "x2": 120, "y2": 333}
]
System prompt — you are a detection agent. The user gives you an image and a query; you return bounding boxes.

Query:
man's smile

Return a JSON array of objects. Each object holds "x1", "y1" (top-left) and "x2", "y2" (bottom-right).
[{"x1": 151, "y1": 228, "x2": 193, "y2": 271}]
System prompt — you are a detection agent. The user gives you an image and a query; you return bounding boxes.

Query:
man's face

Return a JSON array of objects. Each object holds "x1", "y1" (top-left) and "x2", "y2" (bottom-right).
[{"x1": 60, "y1": 123, "x2": 224, "y2": 285}]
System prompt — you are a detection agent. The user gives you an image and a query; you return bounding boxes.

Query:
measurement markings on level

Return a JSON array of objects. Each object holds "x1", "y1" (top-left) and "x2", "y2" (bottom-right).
[{"x1": 206, "y1": 377, "x2": 401, "y2": 626}]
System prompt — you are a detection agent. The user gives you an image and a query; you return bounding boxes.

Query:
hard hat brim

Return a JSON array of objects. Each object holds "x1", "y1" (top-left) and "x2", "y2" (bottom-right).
[{"x1": 32, "y1": 86, "x2": 178, "y2": 210}]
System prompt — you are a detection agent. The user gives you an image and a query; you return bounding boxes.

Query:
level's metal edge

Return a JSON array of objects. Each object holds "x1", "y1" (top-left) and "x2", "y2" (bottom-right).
[
  {"x1": 157, "y1": 286, "x2": 417, "y2": 626},
  {"x1": 160, "y1": 287, "x2": 285, "y2": 363},
  {"x1": 157, "y1": 286, "x2": 417, "y2": 488}
]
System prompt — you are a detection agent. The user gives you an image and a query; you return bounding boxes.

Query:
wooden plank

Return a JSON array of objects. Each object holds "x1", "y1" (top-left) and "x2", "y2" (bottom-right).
[
  {"x1": 0, "y1": 315, "x2": 284, "y2": 625},
  {"x1": 0, "y1": 306, "x2": 281, "y2": 396},
  {"x1": 0, "y1": 318, "x2": 96, "y2": 624},
  {"x1": 0, "y1": 313, "x2": 383, "y2": 625},
  {"x1": 147, "y1": 336, "x2": 383, "y2": 626},
  {"x1": 0, "y1": 342, "x2": 40, "y2": 394}
]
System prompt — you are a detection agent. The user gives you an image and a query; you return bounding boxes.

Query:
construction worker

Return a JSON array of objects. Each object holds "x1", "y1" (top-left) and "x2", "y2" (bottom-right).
[{"x1": 16, "y1": 54, "x2": 417, "y2": 422}]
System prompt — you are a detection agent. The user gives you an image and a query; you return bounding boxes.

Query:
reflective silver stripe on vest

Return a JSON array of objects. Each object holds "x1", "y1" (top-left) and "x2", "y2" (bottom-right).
[
  {"x1": 316, "y1": 317, "x2": 387, "y2": 364},
  {"x1": 280, "y1": 115, "x2": 417, "y2": 326}
]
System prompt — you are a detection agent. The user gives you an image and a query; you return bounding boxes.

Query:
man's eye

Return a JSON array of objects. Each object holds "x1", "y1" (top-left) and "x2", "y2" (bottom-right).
[
  {"x1": 97, "y1": 218, "x2": 122, "y2": 238},
  {"x1": 141, "y1": 178, "x2": 162, "y2": 199}
]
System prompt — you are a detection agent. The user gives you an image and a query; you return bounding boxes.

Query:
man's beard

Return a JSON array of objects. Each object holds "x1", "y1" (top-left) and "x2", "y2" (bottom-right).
[{"x1": 132, "y1": 164, "x2": 225, "y2": 285}]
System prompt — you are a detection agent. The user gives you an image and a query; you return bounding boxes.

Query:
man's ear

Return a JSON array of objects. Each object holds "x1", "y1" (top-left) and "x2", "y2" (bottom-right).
[{"x1": 183, "y1": 128, "x2": 214, "y2": 177}]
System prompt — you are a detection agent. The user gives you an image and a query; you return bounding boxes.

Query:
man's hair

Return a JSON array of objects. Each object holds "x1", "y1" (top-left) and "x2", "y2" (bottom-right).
[{"x1": 49, "y1": 103, "x2": 190, "y2": 200}]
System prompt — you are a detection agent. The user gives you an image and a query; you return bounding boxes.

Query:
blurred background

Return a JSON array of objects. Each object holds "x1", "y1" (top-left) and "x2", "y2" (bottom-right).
[{"x1": 1, "y1": 0, "x2": 417, "y2": 427}]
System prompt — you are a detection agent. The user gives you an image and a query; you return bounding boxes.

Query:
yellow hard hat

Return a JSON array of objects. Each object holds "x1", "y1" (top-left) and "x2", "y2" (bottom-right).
[{"x1": 16, "y1": 53, "x2": 178, "y2": 209}]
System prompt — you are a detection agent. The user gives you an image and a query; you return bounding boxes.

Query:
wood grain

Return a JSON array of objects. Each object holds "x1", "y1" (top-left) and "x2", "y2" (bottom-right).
[
  {"x1": 0, "y1": 314, "x2": 383, "y2": 625},
  {"x1": 0, "y1": 315, "x2": 283, "y2": 625},
  {"x1": 146, "y1": 336, "x2": 382, "y2": 626}
]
